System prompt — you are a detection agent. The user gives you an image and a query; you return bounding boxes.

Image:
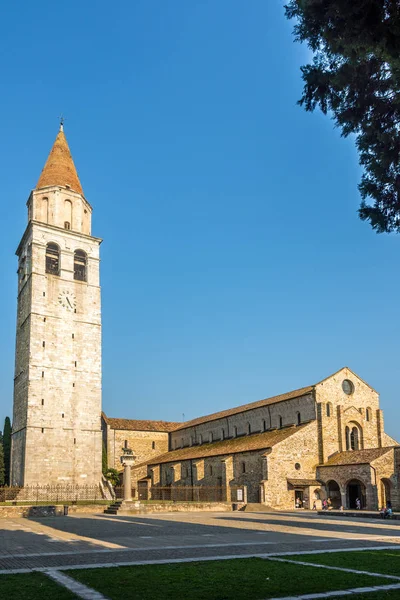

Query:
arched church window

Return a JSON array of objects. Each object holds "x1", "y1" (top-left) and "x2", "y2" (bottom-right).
[
  {"x1": 326, "y1": 402, "x2": 332, "y2": 417},
  {"x1": 297, "y1": 412, "x2": 301, "y2": 426},
  {"x1": 366, "y1": 407, "x2": 371, "y2": 422},
  {"x1": 247, "y1": 423, "x2": 251, "y2": 435},
  {"x1": 74, "y1": 249, "x2": 87, "y2": 282},
  {"x1": 42, "y1": 197, "x2": 49, "y2": 223},
  {"x1": 350, "y1": 426, "x2": 359, "y2": 450},
  {"x1": 65, "y1": 199, "x2": 72, "y2": 226},
  {"x1": 279, "y1": 416, "x2": 283, "y2": 429},
  {"x1": 345, "y1": 426, "x2": 350, "y2": 450},
  {"x1": 45, "y1": 243, "x2": 60, "y2": 275}
]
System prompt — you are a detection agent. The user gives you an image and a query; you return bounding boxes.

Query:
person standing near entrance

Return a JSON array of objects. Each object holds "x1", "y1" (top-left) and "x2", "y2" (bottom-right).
[{"x1": 356, "y1": 497, "x2": 361, "y2": 510}]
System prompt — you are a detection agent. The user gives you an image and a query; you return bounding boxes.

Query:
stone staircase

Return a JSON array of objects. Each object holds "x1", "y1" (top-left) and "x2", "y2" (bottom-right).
[{"x1": 103, "y1": 500, "x2": 123, "y2": 515}]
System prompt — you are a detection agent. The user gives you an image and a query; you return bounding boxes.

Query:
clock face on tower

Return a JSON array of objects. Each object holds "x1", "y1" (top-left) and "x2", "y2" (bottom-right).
[{"x1": 58, "y1": 290, "x2": 77, "y2": 311}]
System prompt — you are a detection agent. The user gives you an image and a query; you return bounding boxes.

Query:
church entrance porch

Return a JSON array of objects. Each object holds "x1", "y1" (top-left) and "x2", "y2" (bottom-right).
[
  {"x1": 294, "y1": 490, "x2": 304, "y2": 508},
  {"x1": 326, "y1": 480, "x2": 341, "y2": 509},
  {"x1": 347, "y1": 479, "x2": 366, "y2": 509},
  {"x1": 380, "y1": 478, "x2": 392, "y2": 508}
]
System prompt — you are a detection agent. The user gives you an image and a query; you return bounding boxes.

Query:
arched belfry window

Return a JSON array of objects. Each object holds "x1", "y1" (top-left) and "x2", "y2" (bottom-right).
[
  {"x1": 45, "y1": 243, "x2": 60, "y2": 275},
  {"x1": 74, "y1": 250, "x2": 87, "y2": 282}
]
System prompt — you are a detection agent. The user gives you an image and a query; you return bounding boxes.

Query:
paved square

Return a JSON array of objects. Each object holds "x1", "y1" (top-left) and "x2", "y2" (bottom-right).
[{"x1": 1, "y1": 511, "x2": 400, "y2": 572}]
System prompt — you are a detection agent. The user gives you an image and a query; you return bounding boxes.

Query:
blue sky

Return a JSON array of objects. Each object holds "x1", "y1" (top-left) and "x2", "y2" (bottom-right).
[{"x1": 1, "y1": 1, "x2": 399, "y2": 439}]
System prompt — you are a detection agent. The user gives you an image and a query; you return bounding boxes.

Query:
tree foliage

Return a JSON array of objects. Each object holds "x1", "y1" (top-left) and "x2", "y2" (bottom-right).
[
  {"x1": 3, "y1": 417, "x2": 11, "y2": 486},
  {"x1": 285, "y1": 0, "x2": 400, "y2": 233},
  {"x1": 102, "y1": 442, "x2": 108, "y2": 476},
  {"x1": 0, "y1": 432, "x2": 4, "y2": 487},
  {"x1": 104, "y1": 468, "x2": 120, "y2": 487}
]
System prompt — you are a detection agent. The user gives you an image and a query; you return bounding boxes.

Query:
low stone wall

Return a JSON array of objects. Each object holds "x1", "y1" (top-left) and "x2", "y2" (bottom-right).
[
  {"x1": 116, "y1": 502, "x2": 233, "y2": 514},
  {"x1": 0, "y1": 504, "x2": 105, "y2": 518},
  {"x1": 0, "y1": 502, "x2": 232, "y2": 518}
]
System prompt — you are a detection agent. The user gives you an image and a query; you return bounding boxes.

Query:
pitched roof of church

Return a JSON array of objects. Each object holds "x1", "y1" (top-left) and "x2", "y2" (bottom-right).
[
  {"x1": 36, "y1": 127, "x2": 84, "y2": 195},
  {"x1": 173, "y1": 385, "x2": 314, "y2": 431},
  {"x1": 172, "y1": 366, "x2": 374, "y2": 432},
  {"x1": 147, "y1": 424, "x2": 307, "y2": 465},
  {"x1": 320, "y1": 447, "x2": 396, "y2": 467},
  {"x1": 102, "y1": 413, "x2": 181, "y2": 433}
]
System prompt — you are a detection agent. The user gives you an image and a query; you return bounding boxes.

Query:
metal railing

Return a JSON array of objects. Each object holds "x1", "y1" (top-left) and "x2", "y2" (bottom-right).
[
  {"x1": 148, "y1": 486, "x2": 224, "y2": 502},
  {"x1": 132, "y1": 486, "x2": 244, "y2": 502},
  {"x1": 0, "y1": 485, "x2": 104, "y2": 504}
]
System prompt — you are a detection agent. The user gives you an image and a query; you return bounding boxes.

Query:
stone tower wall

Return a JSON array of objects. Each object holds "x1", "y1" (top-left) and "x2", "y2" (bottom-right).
[{"x1": 11, "y1": 217, "x2": 102, "y2": 486}]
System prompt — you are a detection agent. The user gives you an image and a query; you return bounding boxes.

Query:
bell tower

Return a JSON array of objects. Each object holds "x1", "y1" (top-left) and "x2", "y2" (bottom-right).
[{"x1": 11, "y1": 123, "x2": 102, "y2": 486}]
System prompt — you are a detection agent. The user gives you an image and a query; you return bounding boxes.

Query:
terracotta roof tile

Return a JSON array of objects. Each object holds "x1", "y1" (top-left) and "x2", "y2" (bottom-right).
[
  {"x1": 148, "y1": 424, "x2": 307, "y2": 465},
  {"x1": 102, "y1": 413, "x2": 181, "y2": 433},
  {"x1": 174, "y1": 386, "x2": 314, "y2": 431},
  {"x1": 287, "y1": 479, "x2": 321, "y2": 486},
  {"x1": 36, "y1": 128, "x2": 83, "y2": 195},
  {"x1": 320, "y1": 447, "x2": 396, "y2": 467}
]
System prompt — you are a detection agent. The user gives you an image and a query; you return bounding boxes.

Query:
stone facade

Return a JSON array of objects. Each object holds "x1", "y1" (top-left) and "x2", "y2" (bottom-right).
[
  {"x1": 130, "y1": 367, "x2": 400, "y2": 511},
  {"x1": 11, "y1": 127, "x2": 102, "y2": 486},
  {"x1": 101, "y1": 414, "x2": 180, "y2": 491}
]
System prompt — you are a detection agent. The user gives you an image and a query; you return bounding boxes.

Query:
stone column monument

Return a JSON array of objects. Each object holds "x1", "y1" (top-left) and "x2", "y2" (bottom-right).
[{"x1": 120, "y1": 447, "x2": 136, "y2": 504}]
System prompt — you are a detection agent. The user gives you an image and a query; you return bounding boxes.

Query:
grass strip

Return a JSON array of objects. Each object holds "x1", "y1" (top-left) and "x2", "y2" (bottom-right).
[
  {"x1": 287, "y1": 549, "x2": 400, "y2": 577},
  {"x1": 67, "y1": 557, "x2": 390, "y2": 600},
  {"x1": 0, "y1": 572, "x2": 78, "y2": 599}
]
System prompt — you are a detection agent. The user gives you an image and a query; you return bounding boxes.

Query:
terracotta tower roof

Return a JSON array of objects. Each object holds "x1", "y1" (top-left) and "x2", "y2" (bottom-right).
[{"x1": 36, "y1": 126, "x2": 83, "y2": 195}]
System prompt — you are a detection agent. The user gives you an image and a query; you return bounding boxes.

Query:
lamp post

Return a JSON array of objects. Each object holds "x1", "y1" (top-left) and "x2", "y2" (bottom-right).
[{"x1": 120, "y1": 447, "x2": 136, "y2": 503}]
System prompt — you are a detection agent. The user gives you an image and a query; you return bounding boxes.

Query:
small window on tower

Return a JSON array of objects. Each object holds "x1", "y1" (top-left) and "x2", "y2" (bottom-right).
[
  {"x1": 45, "y1": 243, "x2": 60, "y2": 276},
  {"x1": 64, "y1": 221, "x2": 71, "y2": 230},
  {"x1": 74, "y1": 249, "x2": 87, "y2": 282},
  {"x1": 152, "y1": 441, "x2": 156, "y2": 449}
]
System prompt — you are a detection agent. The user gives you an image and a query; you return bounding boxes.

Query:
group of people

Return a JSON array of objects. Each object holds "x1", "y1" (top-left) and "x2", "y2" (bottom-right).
[
  {"x1": 296, "y1": 494, "x2": 395, "y2": 516},
  {"x1": 320, "y1": 498, "x2": 332, "y2": 510},
  {"x1": 379, "y1": 501, "x2": 393, "y2": 519}
]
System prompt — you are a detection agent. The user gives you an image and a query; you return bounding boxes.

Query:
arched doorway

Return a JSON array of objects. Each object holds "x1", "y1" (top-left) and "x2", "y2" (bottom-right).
[
  {"x1": 381, "y1": 478, "x2": 392, "y2": 508},
  {"x1": 347, "y1": 479, "x2": 366, "y2": 509},
  {"x1": 326, "y1": 480, "x2": 341, "y2": 509}
]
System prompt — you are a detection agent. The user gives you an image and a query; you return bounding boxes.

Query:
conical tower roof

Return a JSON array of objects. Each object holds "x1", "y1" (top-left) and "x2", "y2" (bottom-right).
[{"x1": 36, "y1": 126, "x2": 83, "y2": 195}]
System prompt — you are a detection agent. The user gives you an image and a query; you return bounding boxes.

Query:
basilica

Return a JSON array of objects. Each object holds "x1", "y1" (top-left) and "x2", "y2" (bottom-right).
[
  {"x1": 10, "y1": 126, "x2": 400, "y2": 512},
  {"x1": 103, "y1": 366, "x2": 400, "y2": 511}
]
